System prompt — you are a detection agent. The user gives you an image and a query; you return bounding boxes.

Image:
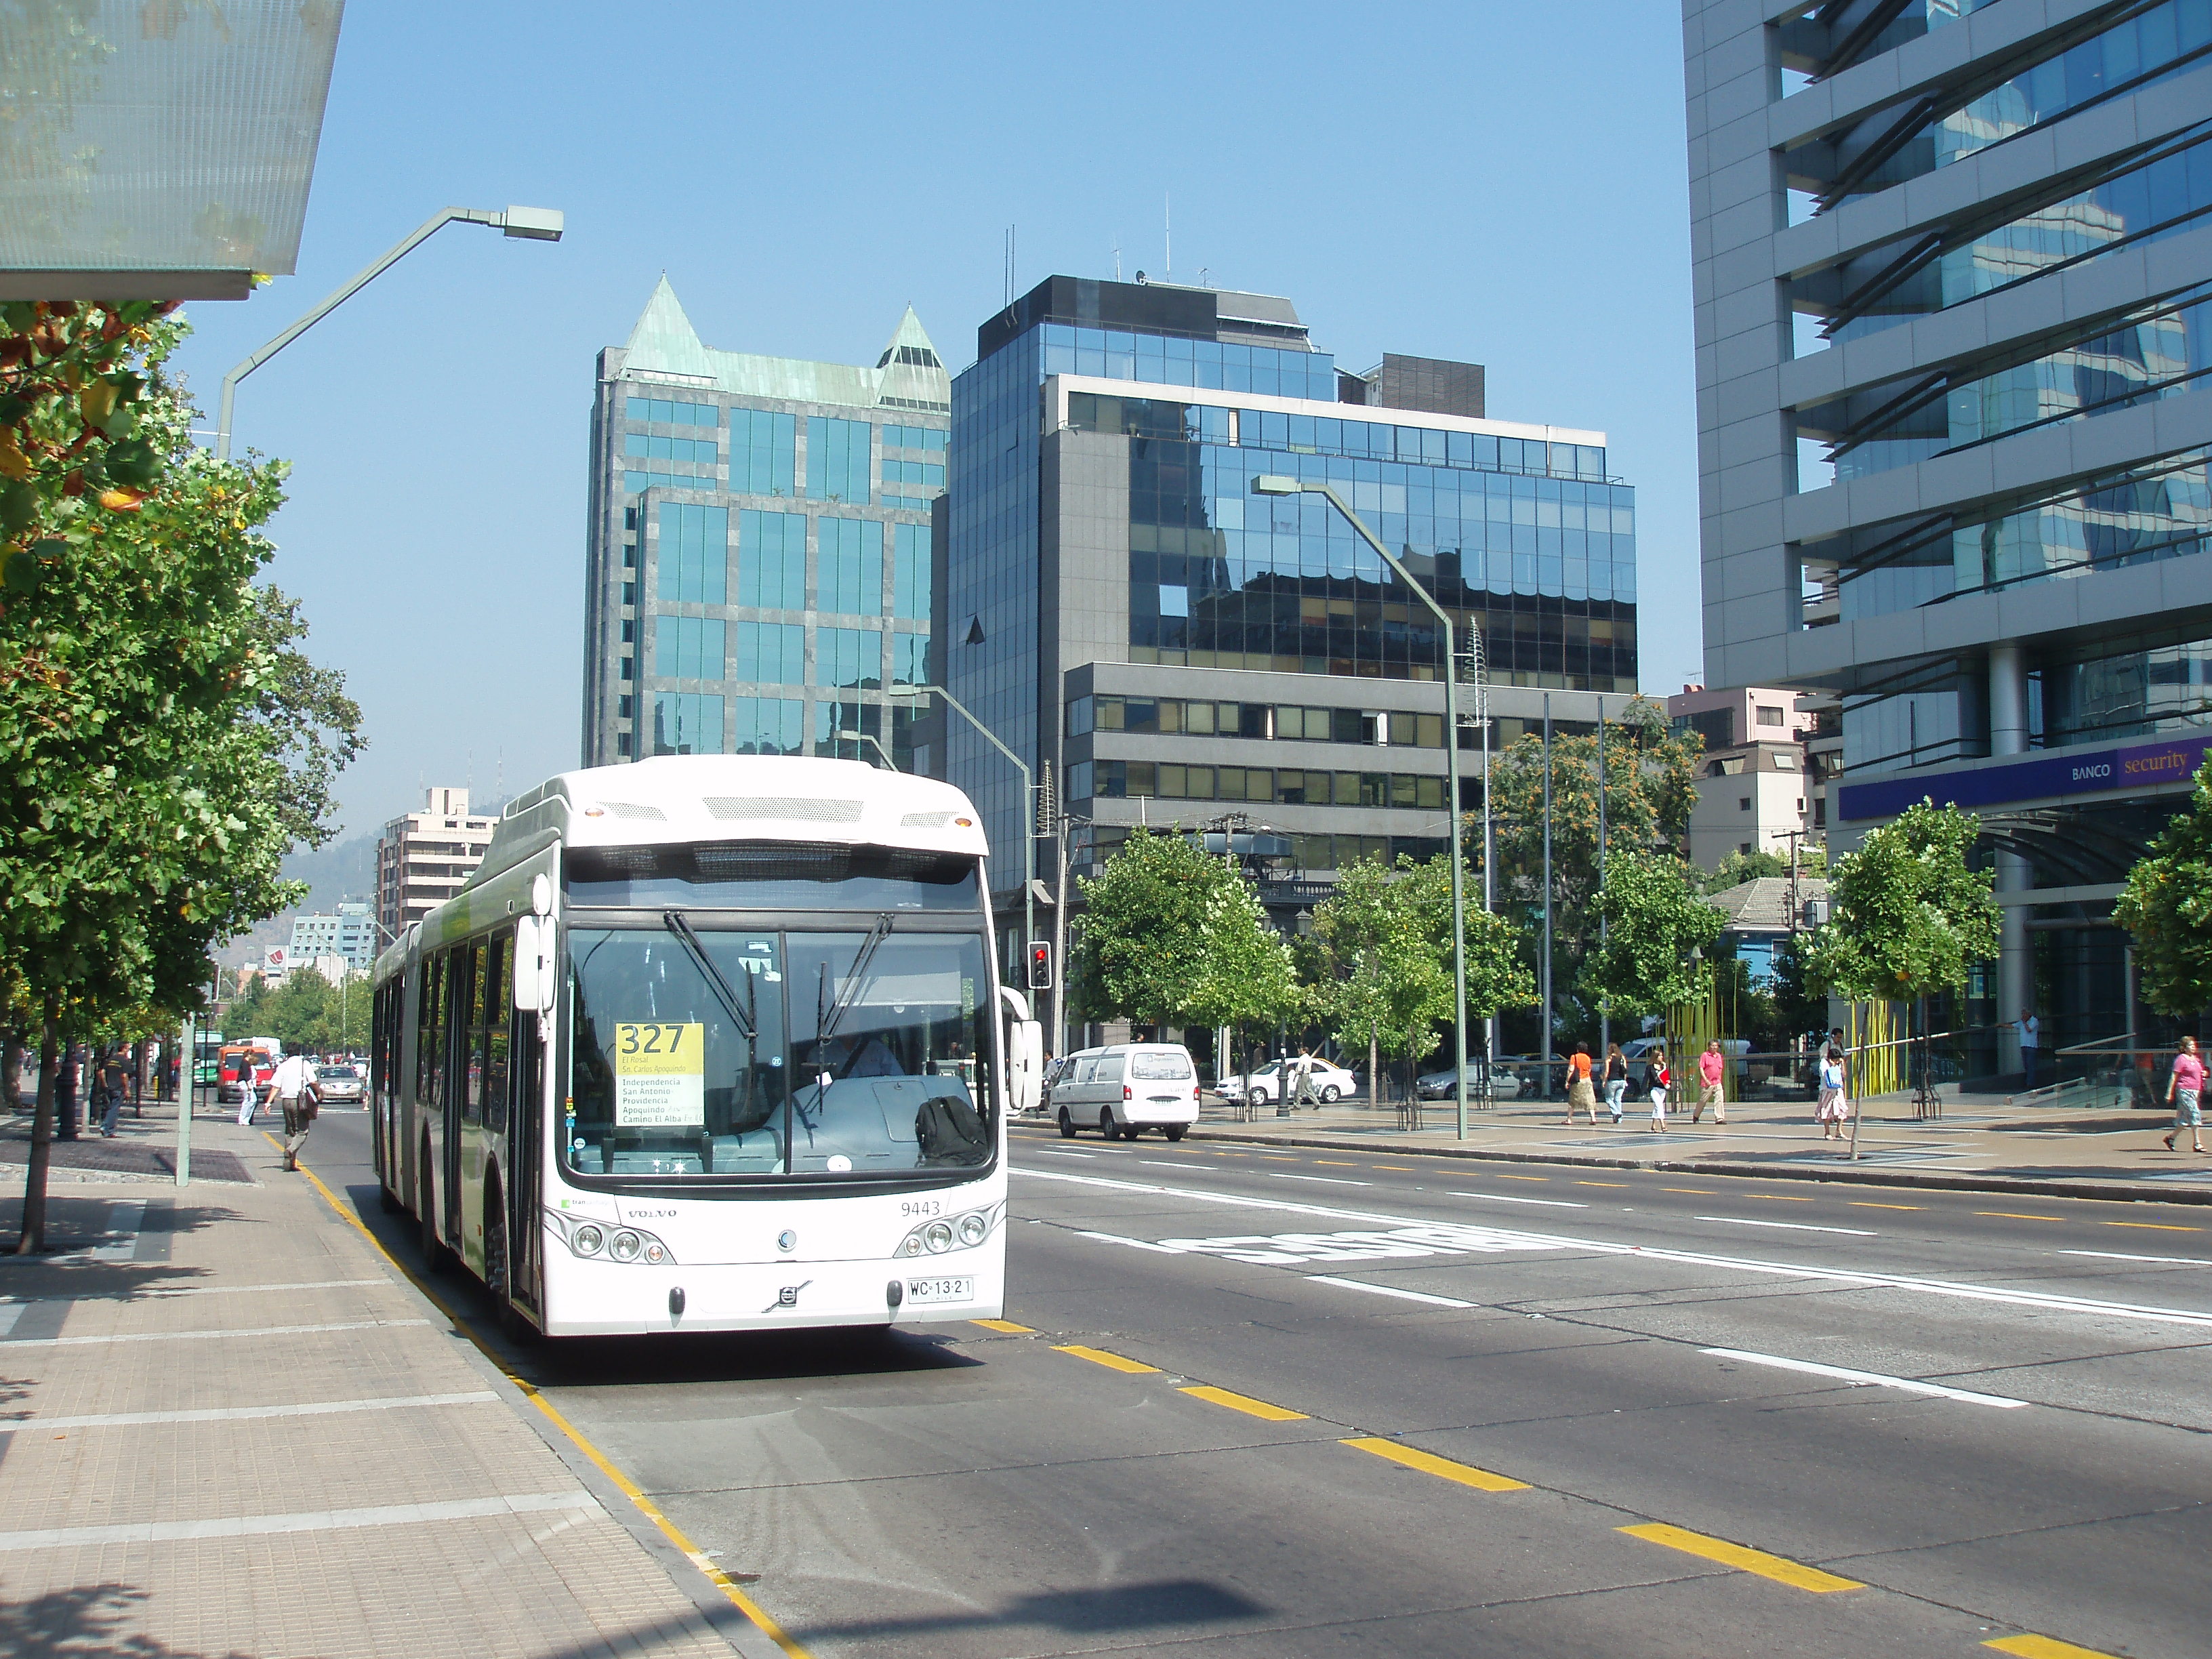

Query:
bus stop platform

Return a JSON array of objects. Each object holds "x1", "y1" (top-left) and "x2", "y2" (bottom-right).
[
  {"x1": 1159, "y1": 1090, "x2": 2212, "y2": 1208},
  {"x1": 0, "y1": 1106, "x2": 781, "y2": 1659}
]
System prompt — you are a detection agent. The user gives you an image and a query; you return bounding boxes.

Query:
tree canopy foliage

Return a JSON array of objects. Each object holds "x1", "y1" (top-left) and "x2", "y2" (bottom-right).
[
  {"x1": 2, "y1": 303, "x2": 361, "y2": 1250},
  {"x1": 1802, "y1": 801, "x2": 1996, "y2": 1003},
  {"x1": 222, "y1": 968, "x2": 369, "y2": 1057},
  {"x1": 2114, "y1": 760, "x2": 2212, "y2": 1017},
  {"x1": 1580, "y1": 850, "x2": 1727, "y2": 1020}
]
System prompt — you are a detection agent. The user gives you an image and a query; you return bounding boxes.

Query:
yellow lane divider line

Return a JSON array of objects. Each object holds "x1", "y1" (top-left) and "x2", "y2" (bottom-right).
[
  {"x1": 1315, "y1": 1160, "x2": 1361, "y2": 1167},
  {"x1": 1851, "y1": 1202, "x2": 1924, "y2": 1211},
  {"x1": 1496, "y1": 1174, "x2": 1551, "y2": 1183},
  {"x1": 1054, "y1": 1345, "x2": 1160, "y2": 1374},
  {"x1": 1576, "y1": 1181, "x2": 1630, "y2": 1189},
  {"x1": 1618, "y1": 1522, "x2": 1862, "y2": 1592},
  {"x1": 970, "y1": 1319, "x2": 1033, "y2": 1334},
  {"x1": 1342, "y1": 1437, "x2": 1528, "y2": 1492},
  {"x1": 1750, "y1": 1193, "x2": 1814, "y2": 1202},
  {"x1": 1179, "y1": 1385, "x2": 1308, "y2": 1422},
  {"x1": 2103, "y1": 1221, "x2": 2198, "y2": 1232},
  {"x1": 1371, "y1": 1164, "x2": 1416, "y2": 1171},
  {"x1": 281, "y1": 1145, "x2": 817, "y2": 1659},
  {"x1": 1980, "y1": 1212, "x2": 2064, "y2": 1223},
  {"x1": 1661, "y1": 1188, "x2": 1717, "y2": 1195},
  {"x1": 1984, "y1": 1635, "x2": 2125, "y2": 1658}
]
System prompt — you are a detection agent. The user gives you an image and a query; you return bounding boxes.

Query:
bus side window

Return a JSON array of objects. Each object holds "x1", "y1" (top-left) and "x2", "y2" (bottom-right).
[
  {"x1": 451, "y1": 946, "x2": 479, "y2": 1123},
  {"x1": 483, "y1": 934, "x2": 510, "y2": 1136}
]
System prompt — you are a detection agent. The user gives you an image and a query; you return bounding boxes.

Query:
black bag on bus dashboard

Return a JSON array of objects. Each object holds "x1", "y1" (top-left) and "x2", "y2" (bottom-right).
[{"x1": 916, "y1": 1094, "x2": 988, "y2": 1164}]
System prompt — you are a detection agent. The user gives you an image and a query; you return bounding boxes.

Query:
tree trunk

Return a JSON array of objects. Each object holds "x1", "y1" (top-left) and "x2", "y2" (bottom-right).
[
  {"x1": 54, "y1": 1041, "x2": 77, "y2": 1141},
  {"x1": 15, "y1": 1006, "x2": 59, "y2": 1255},
  {"x1": 1, "y1": 1033, "x2": 22, "y2": 1112},
  {"x1": 1369, "y1": 1025, "x2": 1380, "y2": 1112},
  {"x1": 132, "y1": 1038, "x2": 148, "y2": 1116}
]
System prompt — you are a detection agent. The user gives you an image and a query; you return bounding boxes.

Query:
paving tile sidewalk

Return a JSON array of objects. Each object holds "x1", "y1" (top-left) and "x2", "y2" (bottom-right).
[
  {"x1": 1119, "y1": 1089, "x2": 2212, "y2": 1204},
  {"x1": 0, "y1": 1107, "x2": 782, "y2": 1659}
]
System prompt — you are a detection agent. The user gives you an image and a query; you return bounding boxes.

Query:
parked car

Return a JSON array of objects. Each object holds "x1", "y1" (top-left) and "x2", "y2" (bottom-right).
[
  {"x1": 1054, "y1": 1043, "x2": 1202, "y2": 1140},
  {"x1": 1214, "y1": 1056, "x2": 1360, "y2": 1107},
  {"x1": 1415, "y1": 1061, "x2": 1523, "y2": 1101},
  {"x1": 313, "y1": 1064, "x2": 363, "y2": 1104}
]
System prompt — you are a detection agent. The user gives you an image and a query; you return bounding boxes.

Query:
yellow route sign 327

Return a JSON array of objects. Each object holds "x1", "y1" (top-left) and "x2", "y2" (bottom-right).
[{"x1": 613, "y1": 1022, "x2": 705, "y2": 1127}]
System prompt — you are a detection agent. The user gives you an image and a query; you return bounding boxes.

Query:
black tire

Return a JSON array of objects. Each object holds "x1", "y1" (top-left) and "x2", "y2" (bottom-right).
[
  {"x1": 1320, "y1": 1085, "x2": 1340, "y2": 1103},
  {"x1": 1099, "y1": 1108, "x2": 1118, "y2": 1141},
  {"x1": 418, "y1": 1147, "x2": 449, "y2": 1275},
  {"x1": 1057, "y1": 1108, "x2": 1077, "y2": 1139},
  {"x1": 1164, "y1": 1125, "x2": 1186, "y2": 1142}
]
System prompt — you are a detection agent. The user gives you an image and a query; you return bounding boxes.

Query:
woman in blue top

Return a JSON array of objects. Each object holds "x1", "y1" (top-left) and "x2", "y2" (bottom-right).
[{"x1": 1816, "y1": 1044, "x2": 1847, "y2": 1141}]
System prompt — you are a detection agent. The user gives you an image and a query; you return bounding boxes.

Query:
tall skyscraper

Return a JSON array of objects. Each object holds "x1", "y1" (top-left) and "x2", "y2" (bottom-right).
[
  {"x1": 581, "y1": 279, "x2": 949, "y2": 769},
  {"x1": 943, "y1": 276, "x2": 1637, "y2": 960},
  {"x1": 1684, "y1": 1, "x2": 2212, "y2": 1069}
]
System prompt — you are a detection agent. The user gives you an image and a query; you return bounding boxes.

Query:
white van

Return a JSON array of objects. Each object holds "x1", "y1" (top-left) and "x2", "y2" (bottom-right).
[{"x1": 1052, "y1": 1042, "x2": 1201, "y2": 1141}]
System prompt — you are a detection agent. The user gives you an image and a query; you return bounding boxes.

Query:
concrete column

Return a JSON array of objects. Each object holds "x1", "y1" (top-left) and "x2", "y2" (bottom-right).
[{"x1": 1989, "y1": 643, "x2": 2032, "y2": 1074}]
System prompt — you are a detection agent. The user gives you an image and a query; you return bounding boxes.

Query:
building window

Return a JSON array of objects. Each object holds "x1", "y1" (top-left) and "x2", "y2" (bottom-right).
[
  {"x1": 817, "y1": 517, "x2": 883, "y2": 615},
  {"x1": 734, "y1": 621, "x2": 804, "y2": 686},
  {"x1": 1739, "y1": 796, "x2": 1752, "y2": 811},
  {"x1": 1740, "y1": 841, "x2": 1753, "y2": 856},
  {"x1": 819, "y1": 626, "x2": 882, "y2": 690},
  {"x1": 1757, "y1": 705, "x2": 1784, "y2": 726},
  {"x1": 729, "y1": 408, "x2": 797, "y2": 496},
  {"x1": 891, "y1": 632, "x2": 928, "y2": 687},
  {"x1": 892, "y1": 523, "x2": 930, "y2": 619},
  {"x1": 624, "y1": 431, "x2": 717, "y2": 466},
  {"x1": 881, "y1": 424, "x2": 946, "y2": 452},
  {"x1": 656, "y1": 504, "x2": 728, "y2": 605},
  {"x1": 652, "y1": 692, "x2": 724, "y2": 756},
  {"x1": 737, "y1": 509, "x2": 806, "y2": 609},
  {"x1": 617, "y1": 695, "x2": 633, "y2": 720},
  {"x1": 807, "y1": 416, "x2": 872, "y2": 503},
  {"x1": 620, "y1": 619, "x2": 634, "y2": 644},
  {"x1": 730, "y1": 695, "x2": 805, "y2": 756},
  {"x1": 619, "y1": 656, "x2": 633, "y2": 682},
  {"x1": 626, "y1": 395, "x2": 716, "y2": 428},
  {"x1": 655, "y1": 615, "x2": 725, "y2": 681}
]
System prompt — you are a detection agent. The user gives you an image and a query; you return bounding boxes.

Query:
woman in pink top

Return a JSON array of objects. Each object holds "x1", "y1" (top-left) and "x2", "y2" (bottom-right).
[{"x1": 2163, "y1": 1036, "x2": 2204, "y2": 1155}]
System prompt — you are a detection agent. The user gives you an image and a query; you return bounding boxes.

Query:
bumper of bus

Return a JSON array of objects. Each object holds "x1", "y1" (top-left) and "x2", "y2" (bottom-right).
[{"x1": 538, "y1": 1252, "x2": 1005, "y2": 1337}]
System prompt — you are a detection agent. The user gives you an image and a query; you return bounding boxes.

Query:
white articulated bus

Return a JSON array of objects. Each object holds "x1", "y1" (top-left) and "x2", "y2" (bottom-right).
[{"x1": 368, "y1": 756, "x2": 1040, "y2": 1338}]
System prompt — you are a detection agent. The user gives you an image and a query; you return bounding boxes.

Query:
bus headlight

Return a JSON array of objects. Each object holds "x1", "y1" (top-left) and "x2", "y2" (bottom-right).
[
  {"x1": 895, "y1": 1203, "x2": 1000, "y2": 1260},
  {"x1": 550, "y1": 1212, "x2": 671, "y2": 1264},
  {"x1": 609, "y1": 1230, "x2": 642, "y2": 1262},
  {"x1": 924, "y1": 1221, "x2": 955, "y2": 1253},
  {"x1": 573, "y1": 1224, "x2": 605, "y2": 1256},
  {"x1": 958, "y1": 1212, "x2": 987, "y2": 1247}
]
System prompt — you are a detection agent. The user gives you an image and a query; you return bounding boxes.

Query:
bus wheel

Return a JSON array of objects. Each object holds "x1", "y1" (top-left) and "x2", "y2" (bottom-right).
[
  {"x1": 418, "y1": 1150, "x2": 448, "y2": 1274},
  {"x1": 1057, "y1": 1108, "x2": 1076, "y2": 1140}
]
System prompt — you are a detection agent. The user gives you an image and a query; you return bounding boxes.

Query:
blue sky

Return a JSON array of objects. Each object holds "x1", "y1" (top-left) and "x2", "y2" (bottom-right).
[{"x1": 167, "y1": 1, "x2": 1697, "y2": 840}]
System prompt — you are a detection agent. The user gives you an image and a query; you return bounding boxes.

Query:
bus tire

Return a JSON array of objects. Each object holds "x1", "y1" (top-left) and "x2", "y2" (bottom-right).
[{"x1": 418, "y1": 1148, "x2": 449, "y2": 1274}]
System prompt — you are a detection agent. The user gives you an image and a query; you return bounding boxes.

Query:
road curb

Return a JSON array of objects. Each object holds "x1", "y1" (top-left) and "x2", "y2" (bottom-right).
[{"x1": 1175, "y1": 1125, "x2": 2212, "y2": 1207}]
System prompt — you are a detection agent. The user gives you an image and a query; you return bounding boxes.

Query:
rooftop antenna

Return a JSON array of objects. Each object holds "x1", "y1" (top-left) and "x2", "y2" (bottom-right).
[
  {"x1": 1003, "y1": 224, "x2": 1016, "y2": 308},
  {"x1": 1113, "y1": 234, "x2": 1121, "y2": 283},
  {"x1": 1164, "y1": 191, "x2": 1171, "y2": 284}
]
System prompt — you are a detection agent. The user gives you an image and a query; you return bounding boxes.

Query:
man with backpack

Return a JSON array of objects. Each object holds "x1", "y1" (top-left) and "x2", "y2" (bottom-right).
[{"x1": 269, "y1": 1051, "x2": 320, "y2": 1172}]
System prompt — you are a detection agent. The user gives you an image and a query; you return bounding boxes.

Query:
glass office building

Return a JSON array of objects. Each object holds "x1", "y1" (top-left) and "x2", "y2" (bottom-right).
[
  {"x1": 942, "y1": 276, "x2": 1637, "y2": 956},
  {"x1": 1684, "y1": 1, "x2": 2212, "y2": 1074},
  {"x1": 581, "y1": 278, "x2": 947, "y2": 769}
]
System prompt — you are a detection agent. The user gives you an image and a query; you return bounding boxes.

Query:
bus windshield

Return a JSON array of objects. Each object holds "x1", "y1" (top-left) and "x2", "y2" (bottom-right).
[{"x1": 564, "y1": 922, "x2": 995, "y2": 1183}]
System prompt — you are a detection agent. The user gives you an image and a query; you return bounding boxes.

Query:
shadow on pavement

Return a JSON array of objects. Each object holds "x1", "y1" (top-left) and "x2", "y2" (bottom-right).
[
  {"x1": 788, "y1": 1578, "x2": 1271, "y2": 1645},
  {"x1": 0, "y1": 1581, "x2": 251, "y2": 1659}
]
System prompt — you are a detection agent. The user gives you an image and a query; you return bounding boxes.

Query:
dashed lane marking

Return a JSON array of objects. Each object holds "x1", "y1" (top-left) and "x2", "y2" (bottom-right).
[
  {"x1": 1054, "y1": 1344, "x2": 1161, "y2": 1374},
  {"x1": 1267, "y1": 1172, "x2": 1371, "y2": 1187},
  {"x1": 1370, "y1": 1164, "x2": 1416, "y2": 1171},
  {"x1": 1749, "y1": 1193, "x2": 1814, "y2": 1202},
  {"x1": 2103, "y1": 1221, "x2": 2198, "y2": 1231},
  {"x1": 1449, "y1": 1191, "x2": 1587, "y2": 1208},
  {"x1": 1984, "y1": 1635, "x2": 2125, "y2": 1658},
  {"x1": 1315, "y1": 1160, "x2": 1361, "y2": 1167},
  {"x1": 1702, "y1": 1346, "x2": 2028, "y2": 1408},
  {"x1": 1576, "y1": 1181, "x2": 1631, "y2": 1189},
  {"x1": 1696, "y1": 1216, "x2": 1875, "y2": 1237},
  {"x1": 1303, "y1": 1275, "x2": 1475, "y2": 1309},
  {"x1": 1495, "y1": 1174, "x2": 1551, "y2": 1182},
  {"x1": 1341, "y1": 1437, "x2": 1529, "y2": 1492},
  {"x1": 1850, "y1": 1202, "x2": 1924, "y2": 1211},
  {"x1": 970, "y1": 1319, "x2": 1033, "y2": 1334},
  {"x1": 2060, "y1": 1248, "x2": 2212, "y2": 1267},
  {"x1": 1179, "y1": 1384, "x2": 1308, "y2": 1422},
  {"x1": 1619, "y1": 1523, "x2": 1862, "y2": 1592},
  {"x1": 1980, "y1": 1212, "x2": 2065, "y2": 1223}
]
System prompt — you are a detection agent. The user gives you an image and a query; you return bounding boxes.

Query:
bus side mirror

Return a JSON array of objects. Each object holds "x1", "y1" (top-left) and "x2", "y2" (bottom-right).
[
  {"x1": 1008, "y1": 1018, "x2": 1043, "y2": 1118},
  {"x1": 513, "y1": 916, "x2": 556, "y2": 1015}
]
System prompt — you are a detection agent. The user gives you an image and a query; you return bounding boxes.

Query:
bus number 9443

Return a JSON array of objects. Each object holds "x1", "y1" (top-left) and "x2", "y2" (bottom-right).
[{"x1": 901, "y1": 1200, "x2": 943, "y2": 1218}]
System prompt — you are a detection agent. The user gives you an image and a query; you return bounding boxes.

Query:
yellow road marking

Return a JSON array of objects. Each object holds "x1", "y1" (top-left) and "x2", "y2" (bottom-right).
[
  {"x1": 1259, "y1": 1155, "x2": 1300, "y2": 1162},
  {"x1": 1054, "y1": 1344, "x2": 1160, "y2": 1374},
  {"x1": 1851, "y1": 1202, "x2": 1924, "y2": 1210},
  {"x1": 1980, "y1": 1212, "x2": 2064, "y2": 1223},
  {"x1": 1984, "y1": 1635, "x2": 2126, "y2": 1658},
  {"x1": 1371, "y1": 1164, "x2": 1416, "y2": 1171},
  {"x1": 283, "y1": 1147, "x2": 817, "y2": 1658},
  {"x1": 1576, "y1": 1181, "x2": 1629, "y2": 1189},
  {"x1": 1496, "y1": 1174, "x2": 1551, "y2": 1182},
  {"x1": 1661, "y1": 1187, "x2": 1717, "y2": 1194},
  {"x1": 2104, "y1": 1221, "x2": 2198, "y2": 1232},
  {"x1": 970, "y1": 1319, "x2": 1033, "y2": 1333},
  {"x1": 1619, "y1": 1523, "x2": 1860, "y2": 1592},
  {"x1": 1750, "y1": 1193, "x2": 1813, "y2": 1202},
  {"x1": 1342, "y1": 1437, "x2": 1528, "y2": 1491},
  {"x1": 1179, "y1": 1385, "x2": 1307, "y2": 1421},
  {"x1": 1315, "y1": 1160, "x2": 1360, "y2": 1167}
]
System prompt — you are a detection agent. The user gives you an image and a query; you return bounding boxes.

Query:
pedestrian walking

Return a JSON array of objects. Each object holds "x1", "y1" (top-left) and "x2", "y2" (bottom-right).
[
  {"x1": 1694, "y1": 1039, "x2": 1727, "y2": 1126},
  {"x1": 1564, "y1": 1042, "x2": 1597, "y2": 1126},
  {"x1": 234, "y1": 1050, "x2": 266, "y2": 1126},
  {"x1": 1289, "y1": 1045, "x2": 1319, "y2": 1112},
  {"x1": 2163, "y1": 1035, "x2": 2205, "y2": 1155},
  {"x1": 98, "y1": 1047, "x2": 127, "y2": 1137},
  {"x1": 270, "y1": 1051, "x2": 319, "y2": 1171},
  {"x1": 1816, "y1": 1043, "x2": 1848, "y2": 1140},
  {"x1": 1645, "y1": 1046, "x2": 1671, "y2": 1130},
  {"x1": 1602, "y1": 1042, "x2": 1628, "y2": 1124},
  {"x1": 2015, "y1": 1008, "x2": 2041, "y2": 1090}
]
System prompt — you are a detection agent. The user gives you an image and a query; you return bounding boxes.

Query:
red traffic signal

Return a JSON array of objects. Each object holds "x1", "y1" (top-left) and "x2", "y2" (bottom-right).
[{"x1": 1027, "y1": 941, "x2": 1053, "y2": 991}]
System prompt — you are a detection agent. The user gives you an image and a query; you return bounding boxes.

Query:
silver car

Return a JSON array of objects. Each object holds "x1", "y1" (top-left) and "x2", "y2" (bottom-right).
[{"x1": 314, "y1": 1064, "x2": 363, "y2": 1104}]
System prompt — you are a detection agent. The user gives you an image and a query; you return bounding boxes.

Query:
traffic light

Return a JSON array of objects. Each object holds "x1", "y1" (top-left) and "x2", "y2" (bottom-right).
[{"x1": 1027, "y1": 941, "x2": 1053, "y2": 991}]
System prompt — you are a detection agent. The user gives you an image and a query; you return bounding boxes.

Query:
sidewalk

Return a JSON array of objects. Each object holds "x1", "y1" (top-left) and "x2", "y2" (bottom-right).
[
  {"x1": 1157, "y1": 1088, "x2": 2212, "y2": 1206},
  {"x1": 0, "y1": 1103, "x2": 783, "y2": 1659}
]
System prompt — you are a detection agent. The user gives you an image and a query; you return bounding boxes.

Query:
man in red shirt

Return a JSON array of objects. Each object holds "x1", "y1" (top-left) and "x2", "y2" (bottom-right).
[{"x1": 1694, "y1": 1040, "x2": 1727, "y2": 1126}]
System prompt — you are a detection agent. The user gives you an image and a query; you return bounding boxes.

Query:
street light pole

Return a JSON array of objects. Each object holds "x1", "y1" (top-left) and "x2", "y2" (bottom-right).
[
  {"x1": 888, "y1": 683, "x2": 1036, "y2": 979},
  {"x1": 214, "y1": 204, "x2": 565, "y2": 461},
  {"x1": 834, "y1": 728, "x2": 899, "y2": 771},
  {"x1": 1256, "y1": 476, "x2": 1471, "y2": 1137}
]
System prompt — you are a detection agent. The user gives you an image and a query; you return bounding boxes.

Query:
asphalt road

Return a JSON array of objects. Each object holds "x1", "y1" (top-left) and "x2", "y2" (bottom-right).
[{"x1": 307, "y1": 1109, "x2": 2212, "y2": 1659}]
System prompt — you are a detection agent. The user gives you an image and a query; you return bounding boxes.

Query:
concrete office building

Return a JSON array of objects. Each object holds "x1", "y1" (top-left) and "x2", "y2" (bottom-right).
[
  {"x1": 943, "y1": 276, "x2": 1639, "y2": 962},
  {"x1": 1668, "y1": 684, "x2": 1818, "y2": 868},
  {"x1": 1684, "y1": 1, "x2": 2212, "y2": 1072},
  {"x1": 376, "y1": 787, "x2": 496, "y2": 939},
  {"x1": 287, "y1": 901, "x2": 377, "y2": 977},
  {"x1": 581, "y1": 279, "x2": 948, "y2": 769}
]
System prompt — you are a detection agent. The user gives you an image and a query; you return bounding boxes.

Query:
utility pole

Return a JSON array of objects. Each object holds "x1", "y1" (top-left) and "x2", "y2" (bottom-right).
[
  {"x1": 1542, "y1": 693, "x2": 1554, "y2": 1101},
  {"x1": 1597, "y1": 708, "x2": 1610, "y2": 1063}
]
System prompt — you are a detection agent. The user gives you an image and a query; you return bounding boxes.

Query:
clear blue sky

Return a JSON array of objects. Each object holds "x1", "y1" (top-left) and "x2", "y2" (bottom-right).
[{"x1": 168, "y1": 1, "x2": 1698, "y2": 840}]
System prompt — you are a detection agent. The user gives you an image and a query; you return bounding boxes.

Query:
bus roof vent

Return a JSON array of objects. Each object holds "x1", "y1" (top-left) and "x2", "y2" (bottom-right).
[
  {"x1": 704, "y1": 796, "x2": 865, "y2": 823},
  {"x1": 899, "y1": 809, "x2": 955, "y2": 828},
  {"x1": 598, "y1": 801, "x2": 666, "y2": 820}
]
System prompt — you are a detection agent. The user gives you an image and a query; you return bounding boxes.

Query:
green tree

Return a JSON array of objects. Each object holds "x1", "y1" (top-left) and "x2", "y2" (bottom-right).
[
  {"x1": 3, "y1": 312, "x2": 361, "y2": 1251},
  {"x1": 2115, "y1": 759, "x2": 2212, "y2": 1017},
  {"x1": 1803, "y1": 801, "x2": 1998, "y2": 1004},
  {"x1": 1580, "y1": 850, "x2": 1727, "y2": 1020}
]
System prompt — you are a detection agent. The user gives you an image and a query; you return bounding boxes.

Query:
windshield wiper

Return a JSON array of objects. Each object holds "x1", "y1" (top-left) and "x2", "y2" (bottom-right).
[
  {"x1": 661, "y1": 911, "x2": 755, "y2": 1043},
  {"x1": 817, "y1": 913, "x2": 894, "y2": 1045}
]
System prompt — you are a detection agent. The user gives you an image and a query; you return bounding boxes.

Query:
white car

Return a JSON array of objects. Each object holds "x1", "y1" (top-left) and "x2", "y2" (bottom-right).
[{"x1": 1216, "y1": 1057, "x2": 1359, "y2": 1107}]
